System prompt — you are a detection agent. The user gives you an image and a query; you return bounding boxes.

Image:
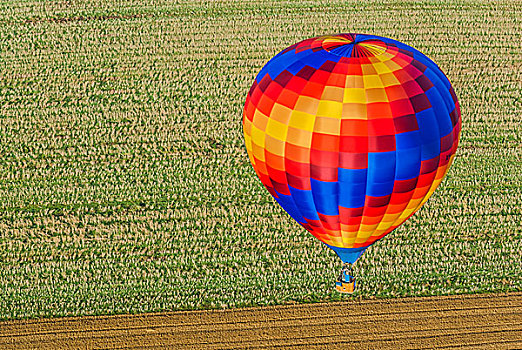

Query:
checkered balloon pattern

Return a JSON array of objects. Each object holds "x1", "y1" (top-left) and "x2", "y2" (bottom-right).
[{"x1": 242, "y1": 34, "x2": 461, "y2": 263}]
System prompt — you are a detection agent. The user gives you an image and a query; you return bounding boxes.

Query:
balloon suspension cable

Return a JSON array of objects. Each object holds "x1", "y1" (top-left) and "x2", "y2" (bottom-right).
[{"x1": 335, "y1": 262, "x2": 356, "y2": 294}]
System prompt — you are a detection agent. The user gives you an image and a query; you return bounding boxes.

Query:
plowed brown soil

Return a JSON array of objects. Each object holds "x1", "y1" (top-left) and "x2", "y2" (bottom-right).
[{"x1": 1, "y1": 293, "x2": 521, "y2": 350}]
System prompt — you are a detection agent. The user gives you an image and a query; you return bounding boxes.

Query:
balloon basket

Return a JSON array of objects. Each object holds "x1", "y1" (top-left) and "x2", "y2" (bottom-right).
[{"x1": 335, "y1": 263, "x2": 356, "y2": 294}]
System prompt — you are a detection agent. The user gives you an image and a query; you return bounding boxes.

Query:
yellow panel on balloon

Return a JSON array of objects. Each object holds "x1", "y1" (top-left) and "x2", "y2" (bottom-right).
[
  {"x1": 288, "y1": 110, "x2": 316, "y2": 132},
  {"x1": 363, "y1": 75, "x2": 384, "y2": 89},
  {"x1": 250, "y1": 124, "x2": 266, "y2": 148},
  {"x1": 370, "y1": 227, "x2": 388, "y2": 238},
  {"x1": 244, "y1": 133, "x2": 252, "y2": 152},
  {"x1": 342, "y1": 236, "x2": 357, "y2": 247},
  {"x1": 357, "y1": 225, "x2": 377, "y2": 238},
  {"x1": 343, "y1": 88, "x2": 366, "y2": 104},
  {"x1": 342, "y1": 231, "x2": 357, "y2": 241},
  {"x1": 374, "y1": 221, "x2": 394, "y2": 235},
  {"x1": 372, "y1": 61, "x2": 392, "y2": 75},
  {"x1": 330, "y1": 236, "x2": 344, "y2": 247},
  {"x1": 265, "y1": 118, "x2": 288, "y2": 142},
  {"x1": 317, "y1": 100, "x2": 343, "y2": 118}
]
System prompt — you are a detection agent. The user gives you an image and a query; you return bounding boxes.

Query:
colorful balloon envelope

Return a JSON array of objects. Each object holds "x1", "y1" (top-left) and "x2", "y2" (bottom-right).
[{"x1": 242, "y1": 34, "x2": 461, "y2": 289}]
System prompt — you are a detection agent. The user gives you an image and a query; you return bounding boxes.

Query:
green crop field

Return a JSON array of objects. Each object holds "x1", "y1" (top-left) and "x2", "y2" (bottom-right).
[{"x1": 0, "y1": 0, "x2": 520, "y2": 320}]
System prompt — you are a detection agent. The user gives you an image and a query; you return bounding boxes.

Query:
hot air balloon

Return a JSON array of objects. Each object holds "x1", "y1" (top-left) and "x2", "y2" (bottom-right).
[{"x1": 242, "y1": 33, "x2": 461, "y2": 293}]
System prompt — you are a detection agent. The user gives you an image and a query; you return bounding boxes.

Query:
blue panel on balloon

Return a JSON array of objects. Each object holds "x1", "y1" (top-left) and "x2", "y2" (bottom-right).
[
  {"x1": 396, "y1": 147, "x2": 421, "y2": 180},
  {"x1": 416, "y1": 108, "x2": 441, "y2": 160},
  {"x1": 277, "y1": 49, "x2": 316, "y2": 75},
  {"x1": 338, "y1": 168, "x2": 368, "y2": 209},
  {"x1": 303, "y1": 50, "x2": 337, "y2": 69},
  {"x1": 421, "y1": 139, "x2": 441, "y2": 161},
  {"x1": 310, "y1": 179, "x2": 339, "y2": 216},
  {"x1": 416, "y1": 109, "x2": 441, "y2": 142},
  {"x1": 339, "y1": 184, "x2": 367, "y2": 208},
  {"x1": 258, "y1": 50, "x2": 310, "y2": 82},
  {"x1": 274, "y1": 192, "x2": 305, "y2": 224},
  {"x1": 424, "y1": 65, "x2": 451, "y2": 90},
  {"x1": 326, "y1": 244, "x2": 368, "y2": 264},
  {"x1": 424, "y1": 68, "x2": 453, "y2": 108},
  {"x1": 330, "y1": 44, "x2": 354, "y2": 57},
  {"x1": 288, "y1": 186, "x2": 320, "y2": 220},
  {"x1": 257, "y1": 55, "x2": 291, "y2": 83},
  {"x1": 425, "y1": 87, "x2": 453, "y2": 137},
  {"x1": 367, "y1": 151, "x2": 396, "y2": 183},
  {"x1": 338, "y1": 168, "x2": 368, "y2": 184},
  {"x1": 396, "y1": 130, "x2": 421, "y2": 150},
  {"x1": 367, "y1": 181, "x2": 395, "y2": 197}
]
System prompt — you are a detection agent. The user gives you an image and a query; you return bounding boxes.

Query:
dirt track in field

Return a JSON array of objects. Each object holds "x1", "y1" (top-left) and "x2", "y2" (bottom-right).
[{"x1": 1, "y1": 293, "x2": 521, "y2": 350}]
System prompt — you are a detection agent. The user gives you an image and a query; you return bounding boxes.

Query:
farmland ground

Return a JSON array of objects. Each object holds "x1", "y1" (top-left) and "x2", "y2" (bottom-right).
[
  {"x1": 0, "y1": 0, "x2": 521, "y2": 319},
  {"x1": 1, "y1": 293, "x2": 521, "y2": 349}
]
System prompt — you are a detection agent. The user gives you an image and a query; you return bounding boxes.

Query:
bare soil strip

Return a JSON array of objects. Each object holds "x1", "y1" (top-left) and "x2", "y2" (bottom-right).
[{"x1": 1, "y1": 293, "x2": 521, "y2": 349}]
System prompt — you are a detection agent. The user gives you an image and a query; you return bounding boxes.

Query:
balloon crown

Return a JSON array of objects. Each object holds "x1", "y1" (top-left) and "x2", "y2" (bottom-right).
[{"x1": 285, "y1": 33, "x2": 389, "y2": 58}]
